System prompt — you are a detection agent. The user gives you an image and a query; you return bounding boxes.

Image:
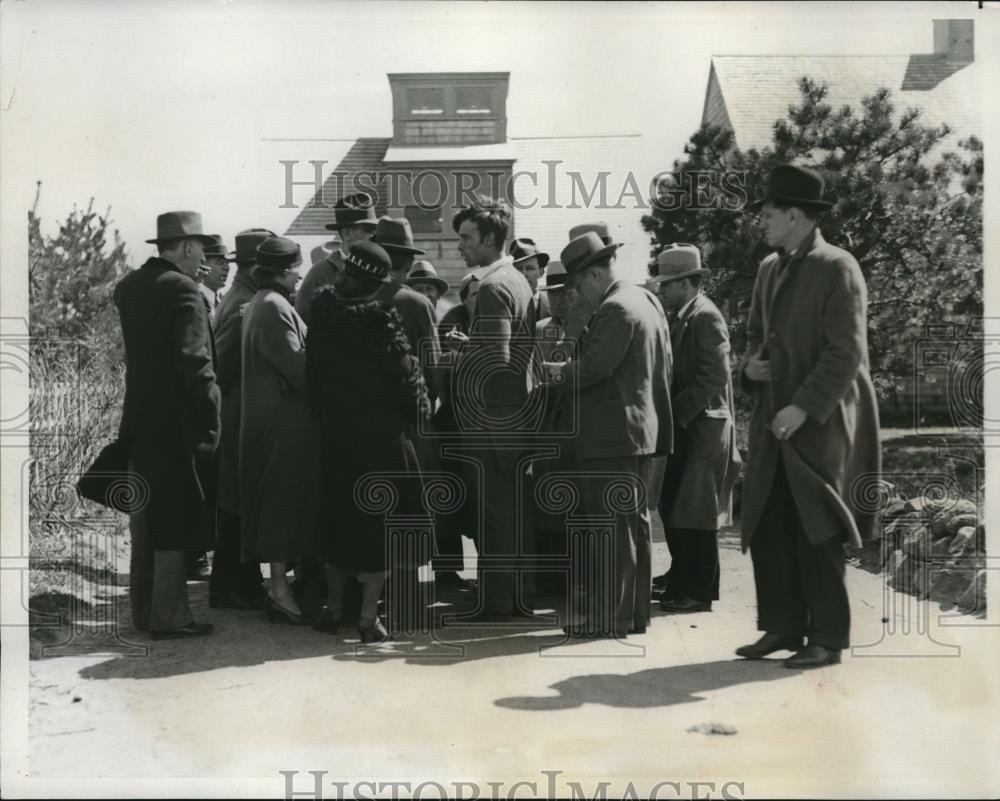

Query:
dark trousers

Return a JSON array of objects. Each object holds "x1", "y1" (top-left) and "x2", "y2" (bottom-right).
[
  {"x1": 662, "y1": 527, "x2": 720, "y2": 602},
  {"x1": 129, "y1": 509, "x2": 194, "y2": 632},
  {"x1": 209, "y1": 510, "x2": 264, "y2": 598},
  {"x1": 750, "y1": 456, "x2": 850, "y2": 650},
  {"x1": 479, "y1": 446, "x2": 534, "y2": 613},
  {"x1": 571, "y1": 455, "x2": 650, "y2": 635}
]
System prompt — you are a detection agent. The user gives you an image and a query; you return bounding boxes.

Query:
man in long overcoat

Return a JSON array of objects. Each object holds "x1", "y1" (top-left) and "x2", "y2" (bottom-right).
[
  {"x1": 650, "y1": 244, "x2": 741, "y2": 614},
  {"x1": 737, "y1": 165, "x2": 881, "y2": 668},
  {"x1": 208, "y1": 228, "x2": 273, "y2": 609},
  {"x1": 545, "y1": 232, "x2": 673, "y2": 637},
  {"x1": 115, "y1": 211, "x2": 220, "y2": 638}
]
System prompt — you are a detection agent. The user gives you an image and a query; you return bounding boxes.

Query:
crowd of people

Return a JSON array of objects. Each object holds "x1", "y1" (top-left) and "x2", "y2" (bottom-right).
[{"x1": 112, "y1": 164, "x2": 880, "y2": 668}]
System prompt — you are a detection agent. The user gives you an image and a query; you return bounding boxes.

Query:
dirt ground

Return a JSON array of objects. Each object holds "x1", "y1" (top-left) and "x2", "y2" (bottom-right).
[{"x1": 22, "y1": 526, "x2": 1000, "y2": 798}]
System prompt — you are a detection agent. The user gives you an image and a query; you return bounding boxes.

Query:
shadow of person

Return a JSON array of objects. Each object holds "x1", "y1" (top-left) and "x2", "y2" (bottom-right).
[{"x1": 495, "y1": 658, "x2": 801, "y2": 711}]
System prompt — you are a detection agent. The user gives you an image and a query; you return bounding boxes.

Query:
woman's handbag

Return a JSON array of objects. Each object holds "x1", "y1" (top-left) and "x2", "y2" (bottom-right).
[{"x1": 76, "y1": 438, "x2": 146, "y2": 514}]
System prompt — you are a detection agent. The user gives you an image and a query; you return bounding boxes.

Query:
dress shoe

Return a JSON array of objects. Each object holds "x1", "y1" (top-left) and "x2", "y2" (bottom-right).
[
  {"x1": 210, "y1": 591, "x2": 264, "y2": 610},
  {"x1": 264, "y1": 595, "x2": 308, "y2": 625},
  {"x1": 185, "y1": 555, "x2": 211, "y2": 582},
  {"x1": 651, "y1": 572, "x2": 670, "y2": 589},
  {"x1": 357, "y1": 616, "x2": 391, "y2": 644},
  {"x1": 313, "y1": 606, "x2": 343, "y2": 634},
  {"x1": 735, "y1": 632, "x2": 805, "y2": 659},
  {"x1": 151, "y1": 622, "x2": 214, "y2": 640},
  {"x1": 659, "y1": 597, "x2": 712, "y2": 614},
  {"x1": 784, "y1": 644, "x2": 842, "y2": 669}
]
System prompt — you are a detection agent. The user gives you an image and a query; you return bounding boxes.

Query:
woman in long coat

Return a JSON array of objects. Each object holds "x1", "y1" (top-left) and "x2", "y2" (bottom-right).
[
  {"x1": 306, "y1": 242, "x2": 431, "y2": 644},
  {"x1": 239, "y1": 236, "x2": 320, "y2": 624}
]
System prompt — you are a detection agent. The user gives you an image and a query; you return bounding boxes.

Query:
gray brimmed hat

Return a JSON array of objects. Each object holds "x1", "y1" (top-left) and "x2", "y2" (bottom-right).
[
  {"x1": 145, "y1": 211, "x2": 216, "y2": 246},
  {"x1": 203, "y1": 235, "x2": 235, "y2": 262},
  {"x1": 568, "y1": 222, "x2": 622, "y2": 248},
  {"x1": 405, "y1": 260, "x2": 449, "y2": 295},
  {"x1": 648, "y1": 243, "x2": 709, "y2": 285},
  {"x1": 374, "y1": 216, "x2": 426, "y2": 256},
  {"x1": 560, "y1": 232, "x2": 620, "y2": 281},
  {"x1": 228, "y1": 228, "x2": 276, "y2": 264}
]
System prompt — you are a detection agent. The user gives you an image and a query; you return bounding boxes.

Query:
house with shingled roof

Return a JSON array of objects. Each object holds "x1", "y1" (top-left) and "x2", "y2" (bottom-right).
[
  {"x1": 702, "y1": 18, "x2": 978, "y2": 156},
  {"x1": 285, "y1": 72, "x2": 649, "y2": 297}
]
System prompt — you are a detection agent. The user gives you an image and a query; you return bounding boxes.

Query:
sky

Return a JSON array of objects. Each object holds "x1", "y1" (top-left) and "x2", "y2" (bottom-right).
[{"x1": 1, "y1": 0, "x2": 995, "y2": 270}]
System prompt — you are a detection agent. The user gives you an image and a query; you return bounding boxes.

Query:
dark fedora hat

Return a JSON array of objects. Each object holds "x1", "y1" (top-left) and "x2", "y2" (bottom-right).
[
  {"x1": 344, "y1": 241, "x2": 392, "y2": 283},
  {"x1": 145, "y1": 210, "x2": 216, "y2": 245},
  {"x1": 325, "y1": 192, "x2": 379, "y2": 231},
  {"x1": 227, "y1": 228, "x2": 277, "y2": 264},
  {"x1": 568, "y1": 222, "x2": 623, "y2": 248},
  {"x1": 405, "y1": 260, "x2": 449, "y2": 295},
  {"x1": 750, "y1": 164, "x2": 832, "y2": 211},
  {"x1": 509, "y1": 238, "x2": 550, "y2": 270},
  {"x1": 560, "y1": 231, "x2": 620, "y2": 281},
  {"x1": 648, "y1": 243, "x2": 709, "y2": 286},
  {"x1": 203, "y1": 234, "x2": 235, "y2": 262},
  {"x1": 255, "y1": 236, "x2": 302, "y2": 269},
  {"x1": 374, "y1": 216, "x2": 426, "y2": 256},
  {"x1": 537, "y1": 260, "x2": 568, "y2": 292}
]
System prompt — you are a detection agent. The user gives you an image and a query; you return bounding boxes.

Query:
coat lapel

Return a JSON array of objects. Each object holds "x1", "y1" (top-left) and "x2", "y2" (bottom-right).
[{"x1": 764, "y1": 227, "x2": 823, "y2": 338}]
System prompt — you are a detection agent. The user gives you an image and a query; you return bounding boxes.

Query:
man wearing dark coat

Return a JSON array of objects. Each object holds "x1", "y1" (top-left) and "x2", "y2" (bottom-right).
[
  {"x1": 648, "y1": 244, "x2": 741, "y2": 614},
  {"x1": 737, "y1": 165, "x2": 881, "y2": 669},
  {"x1": 544, "y1": 232, "x2": 673, "y2": 637},
  {"x1": 294, "y1": 193, "x2": 377, "y2": 327},
  {"x1": 373, "y1": 217, "x2": 442, "y2": 403},
  {"x1": 114, "y1": 211, "x2": 220, "y2": 639},
  {"x1": 207, "y1": 228, "x2": 273, "y2": 609}
]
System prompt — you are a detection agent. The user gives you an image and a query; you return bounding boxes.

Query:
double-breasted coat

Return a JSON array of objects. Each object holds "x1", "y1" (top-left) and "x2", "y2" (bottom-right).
[
  {"x1": 114, "y1": 257, "x2": 221, "y2": 552},
  {"x1": 661, "y1": 293, "x2": 742, "y2": 531},
  {"x1": 239, "y1": 284, "x2": 321, "y2": 562},
  {"x1": 739, "y1": 228, "x2": 881, "y2": 550},
  {"x1": 305, "y1": 288, "x2": 431, "y2": 573},
  {"x1": 212, "y1": 270, "x2": 257, "y2": 516}
]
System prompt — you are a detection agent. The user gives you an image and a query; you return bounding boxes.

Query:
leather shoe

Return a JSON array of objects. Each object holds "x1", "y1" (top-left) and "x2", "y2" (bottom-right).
[
  {"x1": 735, "y1": 632, "x2": 804, "y2": 659},
  {"x1": 435, "y1": 571, "x2": 473, "y2": 591},
  {"x1": 651, "y1": 571, "x2": 670, "y2": 589},
  {"x1": 151, "y1": 622, "x2": 214, "y2": 640},
  {"x1": 659, "y1": 597, "x2": 712, "y2": 614},
  {"x1": 784, "y1": 644, "x2": 842, "y2": 669}
]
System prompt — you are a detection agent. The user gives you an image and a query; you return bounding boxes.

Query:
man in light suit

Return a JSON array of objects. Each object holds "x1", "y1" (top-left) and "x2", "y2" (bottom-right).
[
  {"x1": 544, "y1": 232, "x2": 673, "y2": 638},
  {"x1": 648, "y1": 244, "x2": 741, "y2": 614}
]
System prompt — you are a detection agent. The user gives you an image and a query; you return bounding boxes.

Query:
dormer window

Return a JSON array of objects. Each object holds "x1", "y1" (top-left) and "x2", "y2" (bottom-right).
[
  {"x1": 455, "y1": 86, "x2": 493, "y2": 115},
  {"x1": 409, "y1": 87, "x2": 444, "y2": 115}
]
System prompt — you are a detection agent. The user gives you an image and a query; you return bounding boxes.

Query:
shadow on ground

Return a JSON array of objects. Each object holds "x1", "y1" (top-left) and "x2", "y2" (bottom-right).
[{"x1": 495, "y1": 658, "x2": 801, "y2": 711}]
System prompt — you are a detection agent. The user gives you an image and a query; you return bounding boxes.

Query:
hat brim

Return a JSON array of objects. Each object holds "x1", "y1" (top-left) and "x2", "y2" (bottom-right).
[
  {"x1": 748, "y1": 195, "x2": 833, "y2": 212},
  {"x1": 537, "y1": 279, "x2": 569, "y2": 292},
  {"x1": 513, "y1": 252, "x2": 550, "y2": 269},
  {"x1": 565, "y1": 242, "x2": 621, "y2": 281},
  {"x1": 405, "y1": 277, "x2": 449, "y2": 295},
  {"x1": 325, "y1": 219, "x2": 379, "y2": 231},
  {"x1": 145, "y1": 233, "x2": 217, "y2": 246},
  {"x1": 380, "y1": 242, "x2": 426, "y2": 257},
  {"x1": 647, "y1": 267, "x2": 710, "y2": 285}
]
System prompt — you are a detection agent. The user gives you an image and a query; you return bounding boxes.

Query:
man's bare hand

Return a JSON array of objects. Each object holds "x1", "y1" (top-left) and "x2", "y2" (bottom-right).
[{"x1": 769, "y1": 404, "x2": 807, "y2": 440}]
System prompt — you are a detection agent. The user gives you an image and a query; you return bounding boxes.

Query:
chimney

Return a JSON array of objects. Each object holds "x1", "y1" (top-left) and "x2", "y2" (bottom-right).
[{"x1": 933, "y1": 19, "x2": 974, "y2": 64}]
